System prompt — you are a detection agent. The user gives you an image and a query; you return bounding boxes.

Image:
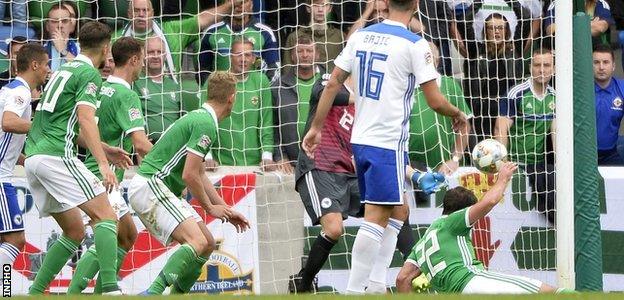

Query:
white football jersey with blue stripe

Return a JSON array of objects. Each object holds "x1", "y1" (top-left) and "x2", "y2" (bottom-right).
[
  {"x1": 334, "y1": 19, "x2": 438, "y2": 151},
  {"x1": 0, "y1": 77, "x2": 32, "y2": 181}
]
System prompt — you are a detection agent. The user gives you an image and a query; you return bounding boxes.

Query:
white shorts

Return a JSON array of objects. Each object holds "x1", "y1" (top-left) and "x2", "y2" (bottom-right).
[
  {"x1": 462, "y1": 271, "x2": 543, "y2": 294},
  {"x1": 127, "y1": 174, "x2": 201, "y2": 245},
  {"x1": 82, "y1": 189, "x2": 130, "y2": 224},
  {"x1": 25, "y1": 155, "x2": 106, "y2": 217}
]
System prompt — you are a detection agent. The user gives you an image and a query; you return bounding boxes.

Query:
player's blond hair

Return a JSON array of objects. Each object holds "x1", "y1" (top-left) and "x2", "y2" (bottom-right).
[{"x1": 206, "y1": 71, "x2": 237, "y2": 104}]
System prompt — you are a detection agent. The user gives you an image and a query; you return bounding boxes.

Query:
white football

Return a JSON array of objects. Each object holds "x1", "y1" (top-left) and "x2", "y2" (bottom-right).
[{"x1": 471, "y1": 139, "x2": 508, "y2": 173}]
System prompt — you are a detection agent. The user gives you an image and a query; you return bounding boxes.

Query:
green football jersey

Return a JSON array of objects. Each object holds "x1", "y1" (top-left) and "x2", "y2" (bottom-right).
[
  {"x1": 133, "y1": 75, "x2": 183, "y2": 142},
  {"x1": 84, "y1": 76, "x2": 146, "y2": 181},
  {"x1": 138, "y1": 103, "x2": 218, "y2": 197},
  {"x1": 205, "y1": 71, "x2": 274, "y2": 166},
  {"x1": 501, "y1": 80, "x2": 556, "y2": 164},
  {"x1": 409, "y1": 76, "x2": 472, "y2": 167},
  {"x1": 114, "y1": 17, "x2": 200, "y2": 74},
  {"x1": 408, "y1": 208, "x2": 484, "y2": 293},
  {"x1": 202, "y1": 22, "x2": 271, "y2": 71},
  {"x1": 26, "y1": 55, "x2": 102, "y2": 158},
  {"x1": 296, "y1": 74, "x2": 320, "y2": 138}
]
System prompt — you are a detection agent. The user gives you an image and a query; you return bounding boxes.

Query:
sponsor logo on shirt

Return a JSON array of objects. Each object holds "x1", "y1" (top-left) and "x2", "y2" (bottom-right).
[
  {"x1": 524, "y1": 102, "x2": 533, "y2": 112},
  {"x1": 425, "y1": 51, "x2": 433, "y2": 65},
  {"x1": 15, "y1": 96, "x2": 24, "y2": 105},
  {"x1": 128, "y1": 108, "x2": 142, "y2": 121},
  {"x1": 612, "y1": 97, "x2": 623, "y2": 110},
  {"x1": 85, "y1": 82, "x2": 98, "y2": 96},
  {"x1": 217, "y1": 37, "x2": 226, "y2": 44},
  {"x1": 198, "y1": 135, "x2": 211, "y2": 150}
]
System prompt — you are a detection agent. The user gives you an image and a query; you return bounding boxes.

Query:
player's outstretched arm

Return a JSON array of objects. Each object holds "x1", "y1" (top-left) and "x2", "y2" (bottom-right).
[
  {"x1": 420, "y1": 80, "x2": 468, "y2": 133},
  {"x1": 467, "y1": 162, "x2": 517, "y2": 225},
  {"x1": 200, "y1": 168, "x2": 250, "y2": 232},
  {"x1": 130, "y1": 130, "x2": 153, "y2": 158},
  {"x1": 302, "y1": 67, "x2": 350, "y2": 158},
  {"x1": 396, "y1": 261, "x2": 422, "y2": 293},
  {"x1": 494, "y1": 116, "x2": 512, "y2": 148},
  {"x1": 2, "y1": 111, "x2": 31, "y2": 134},
  {"x1": 197, "y1": 0, "x2": 241, "y2": 30},
  {"x1": 77, "y1": 105, "x2": 117, "y2": 190}
]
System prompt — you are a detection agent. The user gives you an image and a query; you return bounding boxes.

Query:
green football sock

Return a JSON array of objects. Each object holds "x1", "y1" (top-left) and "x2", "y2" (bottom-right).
[
  {"x1": 28, "y1": 235, "x2": 80, "y2": 295},
  {"x1": 171, "y1": 255, "x2": 208, "y2": 294},
  {"x1": 148, "y1": 244, "x2": 197, "y2": 295},
  {"x1": 67, "y1": 245, "x2": 99, "y2": 294},
  {"x1": 94, "y1": 247, "x2": 127, "y2": 294},
  {"x1": 93, "y1": 220, "x2": 119, "y2": 293}
]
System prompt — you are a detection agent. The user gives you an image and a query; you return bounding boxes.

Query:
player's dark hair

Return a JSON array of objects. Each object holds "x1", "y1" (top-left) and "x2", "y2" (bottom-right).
[
  {"x1": 112, "y1": 37, "x2": 143, "y2": 66},
  {"x1": 78, "y1": 21, "x2": 111, "y2": 51},
  {"x1": 7, "y1": 36, "x2": 27, "y2": 58},
  {"x1": 532, "y1": 46, "x2": 552, "y2": 57},
  {"x1": 442, "y1": 187, "x2": 478, "y2": 215},
  {"x1": 15, "y1": 43, "x2": 48, "y2": 73},
  {"x1": 389, "y1": 0, "x2": 415, "y2": 12},
  {"x1": 593, "y1": 43, "x2": 614, "y2": 60}
]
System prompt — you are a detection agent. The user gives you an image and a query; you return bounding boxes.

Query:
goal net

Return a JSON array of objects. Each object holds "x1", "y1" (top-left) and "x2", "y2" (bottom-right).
[{"x1": 3, "y1": 0, "x2": 616, "y2": 295}]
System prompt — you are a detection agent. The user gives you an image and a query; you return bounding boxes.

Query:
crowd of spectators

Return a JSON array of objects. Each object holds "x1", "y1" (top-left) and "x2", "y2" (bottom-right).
[{"x1": 0, "y1": 0, "x2": 622, "y2": 219}]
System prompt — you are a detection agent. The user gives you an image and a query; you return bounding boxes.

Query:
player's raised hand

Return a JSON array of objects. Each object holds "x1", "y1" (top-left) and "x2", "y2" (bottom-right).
[
  {"x1": 99, "y1": 163, "x2": 118, "y2": 192},
  {"x1": 413, "y1": 170, "x2": 446, "y2": 195},
  {"x1": 227, "y1": 211, "x2": 250, "y2": 233},
  {"x1": 302, "y1": 127, "x2": 321, "y2": 159},
  {"x1": 497, "y1": 161, "x2": 517, "y2": 183}
]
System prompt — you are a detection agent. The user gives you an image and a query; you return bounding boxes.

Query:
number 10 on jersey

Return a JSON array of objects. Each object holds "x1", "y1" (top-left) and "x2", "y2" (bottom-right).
[{"x1": 355, "y1": 50, "x2": 387, "y2": 100}]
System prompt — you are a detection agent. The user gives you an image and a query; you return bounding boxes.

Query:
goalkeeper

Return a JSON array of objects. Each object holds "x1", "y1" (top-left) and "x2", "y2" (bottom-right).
[
  {"x1": 396, "y1": 162, "x2": 571, "y2": 294},
  {"x1": 291, "y1": 75, "x2": 445, "y2": 293}
]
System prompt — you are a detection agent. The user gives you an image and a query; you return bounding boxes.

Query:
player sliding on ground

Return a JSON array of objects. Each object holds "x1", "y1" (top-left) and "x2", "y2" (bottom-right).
[
  {"x1": 292, "y1": 75, "x2": 447, "y2": 293},
  {"x1": 128, "y1": 71, "x2": 250, "y2": 295},
  {"x1": 24, "y1": 21, "x2": 133, "y2": 295},
  {"x1": 68, "y1": 37, "x2": 153, "y2": 294},
  {"x1": 396, "y1": 162, "x2": 573, "y2": 294},
  {"x1": 302, "y1": 0, "x2": 467, "y2": 294},
  {"x1": 0, "y1": 43, "x2": 49, "y2": 268}
]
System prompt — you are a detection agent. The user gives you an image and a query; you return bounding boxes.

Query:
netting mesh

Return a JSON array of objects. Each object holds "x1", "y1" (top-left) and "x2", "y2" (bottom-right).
[{"x1": 0, "y1": 0, "x2": 571, "y2": 294}]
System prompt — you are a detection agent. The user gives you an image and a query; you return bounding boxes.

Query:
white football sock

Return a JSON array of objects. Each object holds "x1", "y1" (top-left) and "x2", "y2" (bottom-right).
[
  {"x1": 345, "y1": 221, "x2": 384, "y2": 294},
  {"x1": 366, "y1": 218, "x2": 403, "y2": 294},
  {"x1": 0, "y1": 242, "x2": 20, "y2": 266}
]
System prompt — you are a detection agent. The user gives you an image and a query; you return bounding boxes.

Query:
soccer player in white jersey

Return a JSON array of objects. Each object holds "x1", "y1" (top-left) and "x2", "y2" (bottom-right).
[
  {"x1": 0, "y1": 43, "x2": 49, "y2": 268},
  {"x1": 302, "y1": 0, "x2": 468, "y2": 294}
]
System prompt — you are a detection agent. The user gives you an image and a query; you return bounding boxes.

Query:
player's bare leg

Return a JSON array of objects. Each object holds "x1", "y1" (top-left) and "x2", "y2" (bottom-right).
[
  {"x1": 146, "y1": 218, "x2": 211, "y2": 294},
  {"x1": 345, "y1": 204, "x2": 394, "y2": 294},
  {"x1": 170, "y1": 220, "x2": 216, "y2": 294},
  {"x1": 367, "y1": 199, "x2": 409, "y2": 293},
  {"x1": 0, "y1": 231, "x2": 25, "y2": 266}
]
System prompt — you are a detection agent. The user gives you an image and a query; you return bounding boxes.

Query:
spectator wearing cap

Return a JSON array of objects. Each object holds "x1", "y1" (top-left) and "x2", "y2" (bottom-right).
[
  {"x1": 43, "y1": 3, "x2": 79, "y2": 71},
  {"x1": 593, "y1": 44, "x2": 624, "y2": 166},
  {"x1": 282, "y1": 0, "x2": 344, "y2": 74},
  {"x1": 0, "y1": 36, "x2": 27, "y2": 89}
]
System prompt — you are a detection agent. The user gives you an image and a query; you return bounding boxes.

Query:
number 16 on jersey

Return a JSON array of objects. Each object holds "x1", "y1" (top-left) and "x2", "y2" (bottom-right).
[{"x1": 355, "y1": 50, "x2": 387, "y2": 100}]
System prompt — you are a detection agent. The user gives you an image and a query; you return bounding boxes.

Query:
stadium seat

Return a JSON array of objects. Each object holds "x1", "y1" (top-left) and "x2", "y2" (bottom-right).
[
  {"x1": 28, "y1": 0, "x2": 92, "y2": 33},
  {"x1": 96, "y1": 0, "x2": 129, "y2": 29}
]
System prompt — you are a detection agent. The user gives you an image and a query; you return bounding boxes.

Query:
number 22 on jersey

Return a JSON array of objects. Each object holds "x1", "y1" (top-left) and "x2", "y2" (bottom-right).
[
  {"x1": 355, "y1": 50, "x2": 387, "y2": 100},
  {"x1": 415, "y1": 229, "x2": 447, "y2": 278}
]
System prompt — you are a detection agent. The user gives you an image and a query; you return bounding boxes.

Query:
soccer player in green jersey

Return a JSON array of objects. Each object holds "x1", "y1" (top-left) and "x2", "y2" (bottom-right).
[
  {"x1": 396, "y1": 162, "x2": 570, "y2": 294},
  {"x1": 495, "y1": 47, "x2": 556, "y2": 222},
  {"x1": 68, "y1": 37, "x2": 153, "y2": 294},
  {"x1": 128, "y1": 71, "x2": 250, "y2": 295},
  {"x1": 24, "y1": 21, "x2": 130, "y2": 295}
]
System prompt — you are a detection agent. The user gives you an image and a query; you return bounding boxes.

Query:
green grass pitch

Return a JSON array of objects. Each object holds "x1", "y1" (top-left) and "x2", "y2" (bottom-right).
[{"x1": 9, "y1": 293, "x2": 623, "y2": 299}]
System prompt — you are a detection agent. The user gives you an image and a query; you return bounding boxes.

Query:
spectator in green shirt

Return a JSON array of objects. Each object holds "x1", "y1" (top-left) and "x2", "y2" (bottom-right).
[
  {"x1": 409, "y1": 42, "x2": 472, "y2": 175},
  {"x1": 133, "y1": 36, "x2": 183, "y2": 143},
  {"x1": 117, "y1": 0, "x2": 236, "y2": 77},
  {"x1": 205, "y1": 37, "x2": 276, "y2": 170}
]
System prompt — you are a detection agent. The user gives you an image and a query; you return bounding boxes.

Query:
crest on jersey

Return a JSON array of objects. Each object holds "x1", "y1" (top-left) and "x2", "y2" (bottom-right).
[
  {"x1": 250, "y1": 96, "x2": 259, "y2": 106},
  {"x1": 198, "y1": 135, "x2": 211, "y2": 150},
  {"x1": 13, "y1": 214, "x2": 22, "y2": 225},
  {"x1": 425, "y1": 51, "x2": 433, "y2": 65},
  {"x1": 613, "y1": 97, "x2": 622, "y2": 109},
  {"x1": 548, "y1": 101, "x2": 556, "y2": 111},
  {"x1": 85, "y1": 82, "x2": 98, "y2": 96},
  {"x1": 128, "y1": 108, "x2": 142, "y2": 121}
]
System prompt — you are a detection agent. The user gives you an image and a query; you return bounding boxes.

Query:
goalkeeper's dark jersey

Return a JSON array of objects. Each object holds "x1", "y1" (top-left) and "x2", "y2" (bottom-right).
[{"x1": 295, "y1": 76, "x2": 355, "y2": 183}]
